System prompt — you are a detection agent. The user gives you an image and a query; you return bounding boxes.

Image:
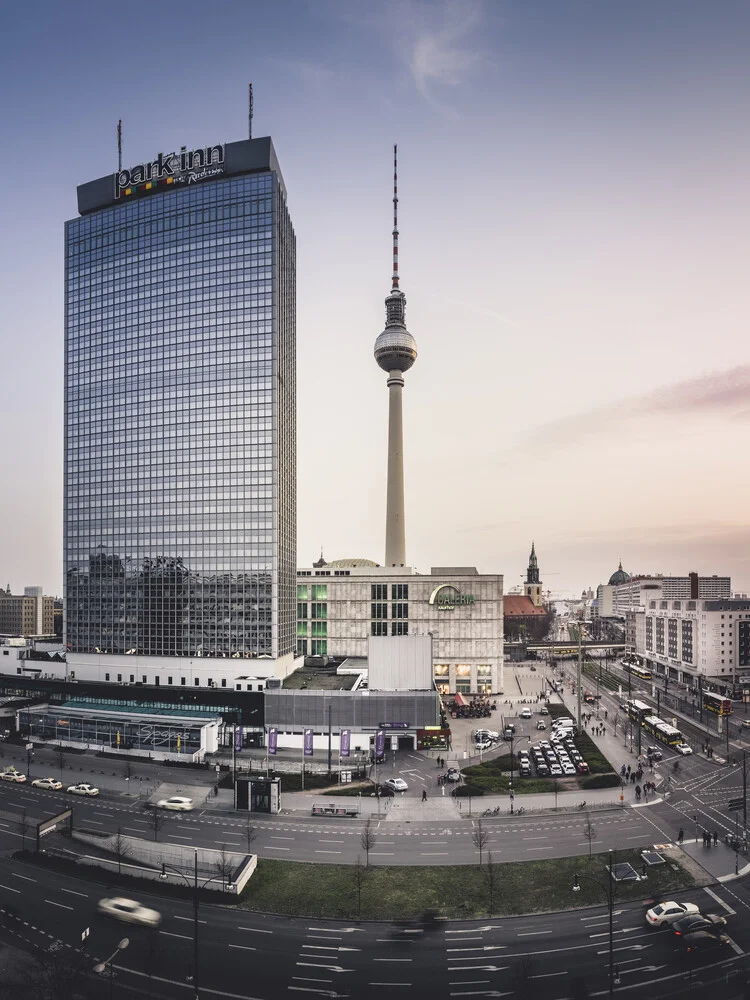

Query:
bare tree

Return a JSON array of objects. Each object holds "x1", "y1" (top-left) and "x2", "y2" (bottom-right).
[
  {"x1": 150, "y1": 806, "x2": 165, "y2": 842},
  {"x1": 352, "y1": 855, "x2": 369, "y2": 921},
  {"x1": 612, "y1": 713, "x2": 620, "y2": 737},
  {"x1": 582, "y1": 813, "x2": 597, "y2": 860},
  {"x1": 471, "y1": 818, "x2": 490, "y2": 867},
  {"x1": 18, "y1": 808, "x2": 32, "y2": 852},
  {"x1": 111, "y1": 826, "x2": 132, "y2": 875},
  {"x1": 483, "y1": 850, "x2": 498, "y2": 915},
  {"x1": 55, "y1": 744, "x2": 65, "y2": 783},
  {"x1": 360, "y1": 818, "x2": 377, "y2": 867},
  {"x1": 214, "y1": 845, "x2": 235, "y2": 886}
]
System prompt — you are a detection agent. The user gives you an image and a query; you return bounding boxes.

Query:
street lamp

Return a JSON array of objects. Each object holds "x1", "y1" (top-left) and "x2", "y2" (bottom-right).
[
  {"x1": 94, "y1": 936, "x2": 129, "y2": 1000},
  {"x1": 572, "y1": 850, "x2": 618, "y2": 998},
  {"x1": 160, "y1": 848, "x2": 235, "y2": 999},
  {"x1": 507, "y1": 734, "x2": 530, "y2": 814}
]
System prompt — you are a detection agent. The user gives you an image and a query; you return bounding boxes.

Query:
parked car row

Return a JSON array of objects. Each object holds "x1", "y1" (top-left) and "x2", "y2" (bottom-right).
[{"x1": 522, "y1": 736, "x2": 590, "y2": 778}]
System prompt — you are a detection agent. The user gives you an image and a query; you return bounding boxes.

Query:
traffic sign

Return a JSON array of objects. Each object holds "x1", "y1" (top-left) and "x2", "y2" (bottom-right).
[{"x1": 728, "y1": 797, "x2": 744, "y2": 812}]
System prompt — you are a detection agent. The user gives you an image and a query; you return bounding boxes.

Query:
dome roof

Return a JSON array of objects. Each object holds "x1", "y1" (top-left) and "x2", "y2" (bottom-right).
[
  {"x1": 325, "y1": 558, "x2": 379, "y2": 569},
  {"x1": 374, "y1": 328, "x2": 418, "y2": 373},
  {"x1": 608, "y1": 561, "x2": 631, "y2": 586}
]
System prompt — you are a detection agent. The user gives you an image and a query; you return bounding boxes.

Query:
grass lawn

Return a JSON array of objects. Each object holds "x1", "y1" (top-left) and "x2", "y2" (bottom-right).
[{"x1": 237, "y1": 847, "x2": 701, "y2": 920}]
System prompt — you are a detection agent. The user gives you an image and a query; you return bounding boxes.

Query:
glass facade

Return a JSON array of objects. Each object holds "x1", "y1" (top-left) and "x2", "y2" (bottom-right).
[
  {"x1": 65, "y1": 162, "x2": 296, "y2": 661},
  {"x1": 19, "y1": 708, "x2": 213, "y2": 753}
]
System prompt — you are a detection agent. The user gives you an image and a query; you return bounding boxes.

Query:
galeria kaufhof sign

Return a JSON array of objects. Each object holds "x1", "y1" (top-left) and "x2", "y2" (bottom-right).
[
  {"x1": 428, "y1": 584, "x2": 476, "y2": 611},
  {"x1": 114, "y1": 144, "x2": 225, "y2": 200}
]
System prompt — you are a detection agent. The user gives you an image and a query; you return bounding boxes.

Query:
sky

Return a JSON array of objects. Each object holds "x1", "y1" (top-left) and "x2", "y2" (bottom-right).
[{"x1": 1, "y1": 0, "x2": 749, "y2": 599}]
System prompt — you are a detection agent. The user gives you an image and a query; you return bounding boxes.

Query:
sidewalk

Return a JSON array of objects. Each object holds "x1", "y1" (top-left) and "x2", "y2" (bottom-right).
[{"x1": 678, "y1": 834, "x2": 750, "y2": 883}]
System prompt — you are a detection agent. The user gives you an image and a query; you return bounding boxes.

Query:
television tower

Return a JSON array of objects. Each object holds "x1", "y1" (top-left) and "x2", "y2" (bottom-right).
[{"x1": 374, "y1": 145, "x2": 418, "y2": 567}]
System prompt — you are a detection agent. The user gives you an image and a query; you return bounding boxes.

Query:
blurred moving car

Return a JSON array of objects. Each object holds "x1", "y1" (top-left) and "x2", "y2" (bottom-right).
[
  {"x1": 383, "y1": 778, "x2": 408, "y2": 793},
  {"x1": 1, "y1": 772, "x2": 26, "y2": 783},
  {"x1": 645, "y1": 901, "x2": 700, "y2": 927},
  {"x1": 674, "y1": 743, "x2": 693, "y2": 755},
  {"x1": 156, "y1": 796, "x2": 194, "y2": 811},
  {"x1": 672, "y1": 913, "x2": 727, "y2": 936},
  {"x1": 446, "y1": 767, "x2": 461, "y2": 782},
  {"x1": 536, "y1": 721, "x2": 547, "y2": 730},
  {"x1": 31, "y1": 777, "x2": 63, "y2": 790},
  {"x1": 681, "y1": 930, "x2": 731, "y2": 953},
  {"x1": 67, "y1": 783, "x2": 99, "y2": 796},
  {"x1": 97, "y1": 897, "x2": 161, "y2": 927}
]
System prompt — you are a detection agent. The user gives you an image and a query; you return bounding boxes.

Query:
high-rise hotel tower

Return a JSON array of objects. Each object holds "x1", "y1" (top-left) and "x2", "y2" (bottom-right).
[{"x1": 65, "y1": 136, "x2": 296, "y2": 688}]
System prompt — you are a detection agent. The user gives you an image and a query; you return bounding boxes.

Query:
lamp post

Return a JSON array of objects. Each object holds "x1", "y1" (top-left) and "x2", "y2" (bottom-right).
[
  {"x1": 94, "y1": 937, "x2": 129, "y2": 1000},
  {"x1": 507, "y1": 734, "x2": 530, "y2": 813},
  {"x1": 572, "y1": 850, "x2": 618, "y2": 998},
  {"x1": 160, "y1": 848, "x2": 235, "y2": 999},
  {"x1": 25, "y1": 743, "x2": 33, "y2": 781}
]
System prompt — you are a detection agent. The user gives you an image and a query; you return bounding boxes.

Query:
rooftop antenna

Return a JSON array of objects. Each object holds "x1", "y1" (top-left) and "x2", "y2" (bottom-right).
[
  {"x1": 117, "y1": 119, "x2": 122, "y2": 172},
  {"x1": 392, "y1": 143, "x2": 399, "y2": 289},
  {"x1": 248, "y1": 82, "x2": 254, "y2": 140}
]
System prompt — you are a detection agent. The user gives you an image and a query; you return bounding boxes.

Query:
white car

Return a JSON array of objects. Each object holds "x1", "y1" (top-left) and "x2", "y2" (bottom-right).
[
  {"x1": 539, "y1": 707, "x2": 549, "y2": 715},
  {"x1": 97, "y1": 897, "x2": 161, "y2": 927},
  {"x1": 675, "y1": 744, "x2": 693, "y2": 756},
  {"x1": 645, "y1": 901, "x2": 700, "y2": 927},
  {"x1": 67, "y1": 783, "x2": 99, "y2": 796},
  {"x1": 156, "y1": 796, "x2": 194, "y2": 812},
  {"x1": 383, "y1": 778, "x2": 408, "y2": 793},
  {"x1": 474, "y1": 740, "x2": 493, "y2": 751},
  {"x1": 1, "y1": 771, "x2": 26, "y2": 783},
  {"x1": 31, "y1": 777, "x2": 63, "y2": 790},
  {"x1": 519, "y1": 708, "x2": 532, "y2": 719}
]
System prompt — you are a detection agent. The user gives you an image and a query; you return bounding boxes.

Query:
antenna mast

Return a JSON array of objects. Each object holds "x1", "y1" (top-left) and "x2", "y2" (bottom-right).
[
  {"x1": 392, "y1": 144, "x2": 399, "y2": 289},
  {"x1": 117, "y1": 119, "x2": 122, "y2": 172},
  {"x1": 248, "y1": 83, "x2": 254, "y2": 139}
]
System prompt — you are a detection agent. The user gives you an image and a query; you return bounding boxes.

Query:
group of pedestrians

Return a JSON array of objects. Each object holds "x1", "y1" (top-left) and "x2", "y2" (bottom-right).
[{"x1": 676, "y1": 827, "x2": 719, "y2": 847}]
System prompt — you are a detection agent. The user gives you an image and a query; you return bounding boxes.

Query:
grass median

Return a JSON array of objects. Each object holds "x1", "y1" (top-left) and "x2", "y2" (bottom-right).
[{"x1": 237, "y1": 846, "x2": 701, "y2": 920}]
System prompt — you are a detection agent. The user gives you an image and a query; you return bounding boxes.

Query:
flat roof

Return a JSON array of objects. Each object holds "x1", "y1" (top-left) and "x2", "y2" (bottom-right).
[
  {"x1": 24, "y1": 699, "x2": 220, "y2": 724},
  {"x1": 282, "y1": 666, "x2": 359, "y2": 691}
]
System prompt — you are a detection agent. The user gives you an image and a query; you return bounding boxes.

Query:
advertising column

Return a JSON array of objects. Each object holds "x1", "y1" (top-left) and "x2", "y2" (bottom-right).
[{"x1": 302, "y1": 728, "x2": 314, "y2": 791}]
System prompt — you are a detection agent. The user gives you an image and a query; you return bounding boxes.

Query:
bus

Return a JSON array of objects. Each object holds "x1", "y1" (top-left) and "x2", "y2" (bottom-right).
[
  {"x1": 626, "y1": 700, "x2": 652, "y2": 723},
  {"x1": 703, "y1": 691, "x2": 733, "y2": 716},
  {"x1": 643, "y1": 715, "x2": 683, "y2": 747},
  {"x1": 626, "y1": 664, "x2": 652, "y2": 680}
]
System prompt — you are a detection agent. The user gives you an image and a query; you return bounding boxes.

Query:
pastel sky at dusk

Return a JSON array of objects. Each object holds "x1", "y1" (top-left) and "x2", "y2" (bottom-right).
[{"x1": 1, "y1": 0, "x2": 749, "y2": 599}]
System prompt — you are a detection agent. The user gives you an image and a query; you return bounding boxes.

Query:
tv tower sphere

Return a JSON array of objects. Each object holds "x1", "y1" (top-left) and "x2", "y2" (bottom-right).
[{"x1": 374, "y1": 294, "x2": 418, "y2": 372}]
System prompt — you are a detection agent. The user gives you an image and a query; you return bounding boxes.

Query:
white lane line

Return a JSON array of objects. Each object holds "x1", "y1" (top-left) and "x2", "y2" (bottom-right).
[
  {"x1": 319, "y1": 840, "x2": 344, "y2": 844},
  {"x1": 229, "y1": 943, "x2": 256, "y2": 951},
  {"x1": 374, "y1": 958, "x2": 412, "y2": 962},
  {"x1": 0, "y1": 884, "x2": 20, "y2": 893},
  {"x1": 85, "y1": 819, "x2": 104, "y2": 825},
  {"x1": 265, "y1": 846, "x2": 290, "y2": 851},
  {"x1": 368, "y1": 983, "x2": 412, "y2": 987},
  {"x1": 271, "y1": 836, "x2": 295, "y2": 841},
  {"x1": 239, "y1": 926, "x2": 273, "y2": 934},
  {"x1": 517, "y1": 930, "x2": 552, "y2": 936},
  {"x1": 420, "y1": 841, "x2": 448, "y2": 844},
  {"x1": 420, "y1": 852, "x2": 450, "y2": 856},
  {"x1": 449, "y1": 982, "x2": 490, "y2": 987},
  {"x1": 315, "y1": 850, "x2": 342, "y2": 855},
  {"x1": 44, "y1": 900, "x2": 74, "y2": 911},
  {"x1": 160, "y1": 931, "x2": 192, "y2": 940},
  {"x1": 175, "y1": 915, "x2": 207, "y2": 924},
  {"x1": 123, "y1": 827, "x2": 147, "y2": 835},
  {"x1": 291, "y1": 977, "x2": 333, "y2": 984},
  {"x1": 526, "y1": 846, "x2": 554, "y2": 851},
  {"x1": 704, "y1": 886, "x2": 737, "y2": 915},
  {"x1": 10, "y1": 873, "x2": 37, "y2": 882},
  {"x1": 60, "y1": 888, "x2": 88, "y2": 898},
  {"x1": 525, "y1": 837, "x2": 549, "y2": 841},
  {"x1": 576, "y1": 841, "x2": 603, "y2": 847},
  {"x1": 168, "y1": 835, "x2": 193, "y2": 841},
  {"x1": 530, "y1": 971, "x2": 568, "y2": 978},
  {"x1": 369, "y1": 852, "x2": 395, "y2": 856}
]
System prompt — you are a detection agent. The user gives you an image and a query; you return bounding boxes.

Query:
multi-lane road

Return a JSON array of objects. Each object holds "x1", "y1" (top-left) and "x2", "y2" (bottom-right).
[{"x1": 0, "y1": 855, "x2": 748, "y2": 999}]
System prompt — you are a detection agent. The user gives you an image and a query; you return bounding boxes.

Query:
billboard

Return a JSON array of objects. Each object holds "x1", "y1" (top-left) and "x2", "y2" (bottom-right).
[
  {"x1": 303, "y1": 728, "x2": 314, "y2": 757},
  {"x1": 340, "y1": 729, "x2": 351, "y2": 758},
  {"x1": 268, "y1": 727, "x2": 278, "y2": 755}
]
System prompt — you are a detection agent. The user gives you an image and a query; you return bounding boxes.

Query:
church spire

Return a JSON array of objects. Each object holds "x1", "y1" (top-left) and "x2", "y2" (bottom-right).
[{"x1": 526, "y1": 542, "x2": 539, "y2": 584}]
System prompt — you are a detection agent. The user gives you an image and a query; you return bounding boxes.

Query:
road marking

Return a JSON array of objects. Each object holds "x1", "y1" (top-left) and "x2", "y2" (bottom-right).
[
  {"x1": 368, "y1": 984, "x2": 412, "y2": 987},
  {"x1": 420, "y1": 852, "x2": 450, "y2": 856},
  {"x1": 60, "y1": 888, "x2": 88, "y2": 898},
  {"x1": 0, "y1": 884, "x2": 20, "y2": 893},
  {"x1": 175, "y1": 915, "x2": 207, "y2": 924},
  {"x1": 85, "y1": 819, "x2": 104, "y2": 825},
  {"x1": 525, "y1": 846, "x2": 554, "y2": 851},
  {"x1": 271, "y1": 836, "x2": 295, "y2": 841},
  {"x1": 44, "y1": 900, "x2": 74, "y2": 911},
  {"x1": 291, "y1": 977, "x2": 333, "y2": 984},
  {"x1": 319, "y1": 840, "x2": 344, "y2": 844},
  {"x1": 10, "y1": 873, "x2": 37, "y2": 882},
  {"x1": 265, "y1": 846, "x2": 290, "y2": 851},
  {"x1": 168, "y1": 835, "x2": 193, "y2": 841},
  {"x1": 229, "y1": 943, "x2": 256, "y2": 951},
  {"x1": 374, "y1": 958, "x2": 412, "y2": 962},
  {"x1": 530, "y1": 971, "x2": 568, "y2": 978},
  {"x1": 159, "y1": 931, "x2": 192, "y2": 940},
  {"x1": 420, "y1": 841, "x2": 448, "y2": 844},
  {"x1": 369, "y1": 852, "x2": 394, "y2": 856},
  {"x1": 703, "y1": 887, "x2": 736, "y2": 915},
  {"x1": 314, "y1": 850, "x2": 342, "y2": 855},
  {"x1": 517, "y1": 930, "x2": 551, "y2": 936},
  {"x1": 239, "y1": 926, "x2": 273, "y2": 934},
  {"x1": 449, "y1": 982, "x2": 490, "y2": 987}
]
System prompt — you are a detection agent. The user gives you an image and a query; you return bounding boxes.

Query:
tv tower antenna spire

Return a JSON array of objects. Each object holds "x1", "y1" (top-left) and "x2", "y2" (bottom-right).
[
  {"x1": 248, "y1": 82, "x2": 254, "y2": 139},
  {"x1": 117, "y1": 119, "x2": 122, "y2": 173},
  {"x1": 392, "y1": 143, "x2": 399, "y2": 290}
]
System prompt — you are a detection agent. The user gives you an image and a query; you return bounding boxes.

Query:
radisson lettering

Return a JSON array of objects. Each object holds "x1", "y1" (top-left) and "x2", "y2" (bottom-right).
[
  {"x1": 114, "y1": 144, "x2": 225, "y2": 200},
  {"x1": 428, "y1": 584, "x2": 476, "y2": 611}
]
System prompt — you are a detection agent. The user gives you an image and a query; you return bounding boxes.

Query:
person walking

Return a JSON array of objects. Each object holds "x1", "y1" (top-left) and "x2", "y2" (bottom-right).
[
  {"x1": 422, "y1": 789, "x2": 427, "y2": 802},
  {"x1": 713, "y1": 830, "x2": 718, "y2": 846},
  {"x1": 635, "y1": 784, "x2": 641, "y2": 800},
  {"x1": 678, "y1": 828, "x2": 684, "y2": 844}
]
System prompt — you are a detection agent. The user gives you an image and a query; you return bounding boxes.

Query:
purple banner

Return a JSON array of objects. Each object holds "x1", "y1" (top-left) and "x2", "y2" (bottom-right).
[
  {"x1": 234, "y1": 727, "x2": 243, "y2": 751},
  {"x1": 375, "y1": 729, "x2": 385, "y2": 757},
  {"x1": 303, "y1": 728, "x2": 314, "y2": 757},
  {"x1": 340, "y1": 729, "x2": 351, "y2": 758},
  {"x1": 268, "y1": 727, "x2": 278, "y2": 755}
]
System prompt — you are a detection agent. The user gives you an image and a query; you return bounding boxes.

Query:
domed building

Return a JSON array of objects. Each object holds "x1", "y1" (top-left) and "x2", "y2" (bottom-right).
[{"x1": 608, "y1": 561, "x2": 630, "y2": 587}]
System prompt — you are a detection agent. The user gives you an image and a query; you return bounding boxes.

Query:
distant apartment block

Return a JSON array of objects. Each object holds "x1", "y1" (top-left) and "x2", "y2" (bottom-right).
[{"x1": 0, "y1": 586, "x2": 54, "y2": 637}]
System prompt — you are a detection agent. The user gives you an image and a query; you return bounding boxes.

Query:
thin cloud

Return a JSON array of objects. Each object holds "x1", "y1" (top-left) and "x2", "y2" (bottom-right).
[{"x1": 518, "y1": 364, "x2": 750, "y2": 453}]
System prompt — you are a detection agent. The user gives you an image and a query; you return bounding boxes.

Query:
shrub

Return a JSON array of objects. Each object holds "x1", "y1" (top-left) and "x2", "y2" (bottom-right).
[
  {"x1": 453, "y1": 784, "x2": 484, "y2": 797},
  {"x1": 580, "y1": 773, "x2": 621, "y2": 789}
]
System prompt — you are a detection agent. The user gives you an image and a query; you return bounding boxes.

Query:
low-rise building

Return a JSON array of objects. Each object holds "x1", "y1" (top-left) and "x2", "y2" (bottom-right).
[{"x1": 0, "y1": 586, "x2": 55, "y2": 637}]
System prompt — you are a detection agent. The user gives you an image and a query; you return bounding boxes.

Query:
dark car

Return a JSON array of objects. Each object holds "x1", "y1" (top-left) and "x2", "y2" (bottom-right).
[
  {"x1": 672, "y1": 913, "x2": 727, "y2": 937},
  {"x1": 681, "y1": 930, "x2": 731, "y2": 953},
  {"x1": 375, "y1": 783, "x2": 395, "y2": 797},
  {"x1": 536, "y1": 763, "x2": 550, "y2": 776},
  {"x1": 646, "y1": 746, "x2": 663, "y2": 761}
]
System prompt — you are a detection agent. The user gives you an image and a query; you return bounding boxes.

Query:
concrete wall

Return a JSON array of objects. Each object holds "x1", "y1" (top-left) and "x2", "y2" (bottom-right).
[{"x1": 368, "y1": 634, "x2": 432, "y2": 691}]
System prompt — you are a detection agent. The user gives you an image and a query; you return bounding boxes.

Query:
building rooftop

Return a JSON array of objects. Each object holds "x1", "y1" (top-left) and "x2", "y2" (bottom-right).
[
  {"x1": 282, "y1": 664, "x2": 360, "y2": 691},
  {"x1": 503, "y1": 595, "x2": 547, "y2": 617}
]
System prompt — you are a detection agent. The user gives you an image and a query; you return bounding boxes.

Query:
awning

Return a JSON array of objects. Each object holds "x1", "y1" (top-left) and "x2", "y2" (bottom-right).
[{"x1": 454, "y1": 693, "x2": 469, "y2": 707}]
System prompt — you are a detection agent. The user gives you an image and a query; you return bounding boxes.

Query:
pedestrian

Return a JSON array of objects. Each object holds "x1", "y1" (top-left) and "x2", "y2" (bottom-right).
[
  {"x1": 632, "y1": 772, "x2": 636, "y2": 784},
  {"x1": 627, "y1": 764, "x2": 631, "y2": 775},
  {"x1": 602, "y1": 726, "x2": 606, "y2": 736},
  {"x1": 678, "y1": 828, "x2": 684, "y2": 844},
  {"x1": 635, "y1": 785, "x2": 641, "y2": 800},
  {"x1": 422, "y1": 789, "x2": 427, "y2": 802},
  {"x1": 713, "y1": 830, "x2": 718, "y2": 846},
  {"x1": 605, "y1": 709, "x2": 608, "y2": 720}
]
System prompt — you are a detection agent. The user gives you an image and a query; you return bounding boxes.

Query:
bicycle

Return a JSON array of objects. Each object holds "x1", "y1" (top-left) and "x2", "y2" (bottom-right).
[{"x1": 577, "y1": 800, "x2": 587, "y2": 809}]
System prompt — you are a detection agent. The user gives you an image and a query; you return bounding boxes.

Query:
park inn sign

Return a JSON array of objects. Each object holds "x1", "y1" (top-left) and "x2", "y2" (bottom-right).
[
  {"x1": 428, "y1": 584, "x2": 476, "y2": 611},
  {"x1": 114, "y1": 143, "x2": 225, "y2": 199}
]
